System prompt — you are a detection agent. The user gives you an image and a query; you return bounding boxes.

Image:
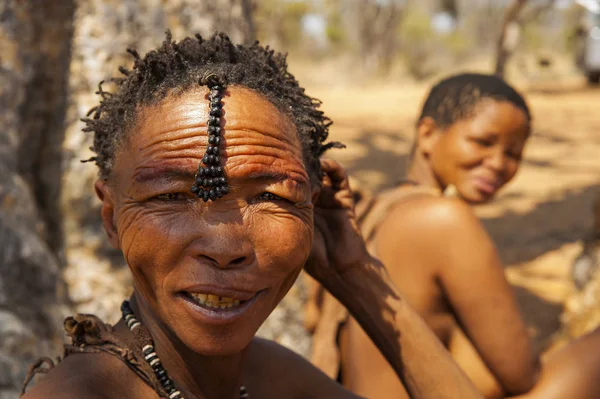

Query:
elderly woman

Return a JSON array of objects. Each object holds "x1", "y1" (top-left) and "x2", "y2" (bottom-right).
[{"x1": 21, "y1": 33, "x2": 481, "y2": 399}]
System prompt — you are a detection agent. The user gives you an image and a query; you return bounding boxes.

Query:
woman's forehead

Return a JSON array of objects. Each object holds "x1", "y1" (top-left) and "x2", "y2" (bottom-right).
[
  {"x1": 135, "y1": 87, "x2": 298, "y2": 145},
  {"x1": 120, "y1": 87, "x2": 309, "y2": 185}
]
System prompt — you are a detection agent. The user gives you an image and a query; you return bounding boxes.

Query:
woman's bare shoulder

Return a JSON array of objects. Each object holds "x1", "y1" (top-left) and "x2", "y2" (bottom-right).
[
  {"x1": 246, "y1": 338, "x2": 355, "y2": 398},
  {"x1": 21, "y1": 352, "x2": 154, "y2": 399},
  {"x1": 381, "y1": 190, "x2": 480, "y2": 237}
]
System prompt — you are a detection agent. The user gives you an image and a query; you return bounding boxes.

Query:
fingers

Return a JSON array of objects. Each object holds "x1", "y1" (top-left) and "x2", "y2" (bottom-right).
[{"x1": 320, "y1": 158, "x2": 349, "y2": 190}]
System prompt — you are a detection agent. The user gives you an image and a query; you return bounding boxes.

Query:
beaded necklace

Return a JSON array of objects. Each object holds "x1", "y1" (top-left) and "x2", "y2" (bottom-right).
[{"x1": 121, "y1": 301, "x2": 249, "y2": 399}]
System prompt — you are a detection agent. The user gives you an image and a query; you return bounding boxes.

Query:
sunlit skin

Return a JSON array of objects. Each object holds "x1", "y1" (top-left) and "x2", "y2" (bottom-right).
[
  {"x1": 22, "y1": 86, "x2": 485, "y2": 399},
  {"x1": 409, "y1": 100, "x2": 530, "y2": 203}
]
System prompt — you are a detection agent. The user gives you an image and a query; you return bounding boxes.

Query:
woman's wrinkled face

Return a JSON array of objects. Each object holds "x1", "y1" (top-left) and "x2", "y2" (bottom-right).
[
  {"x1": 97, "y1": 87, "x2": 315, "y2": 355},
  {"x1": 424, "y1": 100, "x2": 529, "y2": 203}
]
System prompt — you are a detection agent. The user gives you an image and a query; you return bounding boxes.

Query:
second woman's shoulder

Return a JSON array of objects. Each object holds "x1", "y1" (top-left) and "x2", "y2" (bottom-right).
[{"x1": 382, "y1": 191, "x2": 482, "y2": 235}]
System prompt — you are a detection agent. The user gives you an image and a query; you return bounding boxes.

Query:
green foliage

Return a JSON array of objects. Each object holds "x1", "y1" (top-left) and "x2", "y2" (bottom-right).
[
  {"x1": 255, "y1": 0, "x2": 311, "y2": 50},
  {"x1": 325, "y1": 11, "x2": 345, "y2": 49},
  {"x1": 398, "y1": 7, "x2": 470, "y2": 80}
]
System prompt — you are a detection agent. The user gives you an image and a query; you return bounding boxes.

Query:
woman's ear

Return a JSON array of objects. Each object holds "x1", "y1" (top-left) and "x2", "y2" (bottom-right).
[
  {"x1": 94, "y1": 179, "x2": 120, "y2": 250},
  {"x1": 416, "y1": 117, "x2": 442, "y2": 157}
]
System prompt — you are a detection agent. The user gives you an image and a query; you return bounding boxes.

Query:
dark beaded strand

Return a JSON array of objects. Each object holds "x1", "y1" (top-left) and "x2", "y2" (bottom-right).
[
  {"x1": 121, "y1": 301, "x2": 248, "y2": 399},
  {"x1": 190, "y1": 81, "x2": 228, "y2": 201}
]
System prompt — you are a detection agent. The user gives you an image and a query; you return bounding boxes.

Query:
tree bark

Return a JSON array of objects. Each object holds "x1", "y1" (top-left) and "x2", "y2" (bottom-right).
[
  {"x1": 495, "y1": 0, "x2": 528, "y2": 77},
  {"x1": 0, "y1": 0, "x2": 74, "y2": 396}
]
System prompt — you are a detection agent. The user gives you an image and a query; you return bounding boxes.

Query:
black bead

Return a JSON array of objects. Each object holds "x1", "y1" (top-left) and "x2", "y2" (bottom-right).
[
  {"x1": 216, "y1": 166, "x2": 223, "y2": 175},
  {"x1": 198, "y1": 168, "x2": 206, "y2": 177},
  {"x1": 209, "y1": 190, "x2": 217, "y2": 201},
  {"x1": 163, "y1": 382, "x2": 175, "y2": 392},
  {"x1": 206, "y1": 178, "x2": 213, "y2": 186},
  {"x1": 208, "y1": 125, "x2": 221, "y2": 135},
  {"x1": 210, "y1": 89, "x2": 221, "y2": 98},
  {"x1": 214, "y1": 136, "x2": 221, "y2": 145},
  {"x1": 121, "y1": 302, "x2": 132, "y2": 315},
  {"x1": 208, "y1": 116, "x2": 219, "y2": 126},
  {"x1": 219, "y1": 176, "x2": 226, "y2": 184},
  {"x1": 210, "y1": 100, "x2": 222, "y2": 109},
  {"x1": 221, "y1": 185, "x2": 229, "y2": 195},
  {"x1": 207, "y1": 155, "x2": 216, "y2": 164},
  {"x1": 202, "y1": 154, "x2": 209, "y2": 165},
  {"x1": 155, "y1": 369, "x2": 167, "y2": 379},
  {"x1": 210, "y1": 107, "x2": 222, "y2": 117},
  {"x1": 208, "y1": 135, "x2": 216, "y2": 145},
  {"x1": 207, "y1": 146, "x2": 216, "y2": 155},
  {"x1": 209, "y1": 166, "x2": 217, "y2": 176},
  {"x1": 213, "y1": 156, "x2": 220, "y2": 164},
  {"x1": 202, "y1": 190, "x2": 210, "y2": 202},
  {"x1": 158, "y1": 376, "x2": 169, "y2": 385}
]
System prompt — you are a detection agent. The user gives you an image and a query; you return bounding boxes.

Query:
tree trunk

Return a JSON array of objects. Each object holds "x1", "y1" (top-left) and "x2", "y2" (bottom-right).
[
  {"x1": 0, "y1": 0, "x2": 74, "y2": 396},
  {"x1": 495, "y1": 0, "x2": 528, "y2": 77}
]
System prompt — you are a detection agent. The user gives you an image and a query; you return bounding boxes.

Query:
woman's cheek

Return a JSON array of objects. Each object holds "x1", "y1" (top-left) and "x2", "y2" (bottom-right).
[
  {"x1": 253, "y1": 213, "x2": 313, "y2": 274},
  {"x1": 118, "y1": 207, "x2": 178, "y2": 271}
]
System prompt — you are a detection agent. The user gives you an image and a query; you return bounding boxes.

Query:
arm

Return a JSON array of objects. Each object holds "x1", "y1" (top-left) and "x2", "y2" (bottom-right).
[
  {"x1": 307, "y1": 159, "x2": 482, "y2": 399},
  {"x1": 377, "y1": 197, "x2": 539, "y2": 396},
  {"x1": 322, "y1": 257, "x2": 483, "y2": 399}
]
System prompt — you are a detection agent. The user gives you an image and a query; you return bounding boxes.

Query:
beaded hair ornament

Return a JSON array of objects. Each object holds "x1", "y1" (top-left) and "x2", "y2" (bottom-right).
[{"x1": 190, "y1": 73, "x2": 229, "y2": 201}]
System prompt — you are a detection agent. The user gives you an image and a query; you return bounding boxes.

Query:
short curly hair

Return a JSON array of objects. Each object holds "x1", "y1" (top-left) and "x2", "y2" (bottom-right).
[
  {"x1": 82, "y1": 31, "x2": 341, "y2": 182},
  {"x1": 418, "y1": 72, "x2": 531, "y2": 128}
]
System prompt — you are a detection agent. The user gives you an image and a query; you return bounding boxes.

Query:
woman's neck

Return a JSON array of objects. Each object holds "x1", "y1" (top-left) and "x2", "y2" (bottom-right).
[
  {"x1": 130, "y1": 294, "x2": 246, "y2": 399},
  {"x1": 406, "y1": 152, "x2": 444, "y2": 191}
]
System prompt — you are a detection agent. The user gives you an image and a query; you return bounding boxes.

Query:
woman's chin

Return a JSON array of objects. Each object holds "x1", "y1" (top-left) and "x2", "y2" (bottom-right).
[
  {"x1": 455, "y1": 185, "x2": 495, "y2": 205},
  {"x1": 178, "y1": 329, "x2": 255, "y2": 356}
]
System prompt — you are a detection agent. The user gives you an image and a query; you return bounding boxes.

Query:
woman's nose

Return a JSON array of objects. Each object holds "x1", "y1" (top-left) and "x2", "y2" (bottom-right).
[
  {"x1": 485, "y1": 148, "x2": 506, "y2": 173},
  {"x1": 191, "y1": 225, "x2": 256, "y2": 269}
]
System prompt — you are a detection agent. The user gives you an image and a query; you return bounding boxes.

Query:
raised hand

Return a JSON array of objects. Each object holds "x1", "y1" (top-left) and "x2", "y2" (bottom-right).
[{"x1": 304, "y1": 159, "x2": 371, "y2": 283}]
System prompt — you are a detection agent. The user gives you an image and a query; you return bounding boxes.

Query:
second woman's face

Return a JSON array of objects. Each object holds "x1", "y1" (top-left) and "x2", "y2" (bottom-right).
[
  {"x1": 427, "y1": 100, "x2": 530, "y2": 203},
  {"x1": 100, "y1": 87, "x2": 315, "y2": 356}
]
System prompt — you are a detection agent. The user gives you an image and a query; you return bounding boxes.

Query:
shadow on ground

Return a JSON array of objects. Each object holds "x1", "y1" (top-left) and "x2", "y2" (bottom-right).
[{"x1": 480, "y1": 184, "x2": 600, "y2": 266}]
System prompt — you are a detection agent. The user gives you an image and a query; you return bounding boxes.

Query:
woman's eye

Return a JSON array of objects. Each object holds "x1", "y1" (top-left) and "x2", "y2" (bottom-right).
[
  {"x1": 506, "y1": 150, "x2": 522, "y2": 160},
  {"x1": 154, "y1": 193, "x2": 187, "y2": 201},
  {"x1": 473, "y1": 138, "x2": 493, "y2": 147},
  {"x1": 257, "y1": 192, "x2": 285, "y2": 202}
]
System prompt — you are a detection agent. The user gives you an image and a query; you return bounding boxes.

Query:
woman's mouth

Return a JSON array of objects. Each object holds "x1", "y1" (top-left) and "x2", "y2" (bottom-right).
[
  {"x1": 472, "y1": 177, "x2": 500, "y2": 196},
  {"x1": 176, "y1": 288, "x2": 265, "y2": 325},
  {"x1": 187, "y1": 292, "x2": 243, "y2": 309}
]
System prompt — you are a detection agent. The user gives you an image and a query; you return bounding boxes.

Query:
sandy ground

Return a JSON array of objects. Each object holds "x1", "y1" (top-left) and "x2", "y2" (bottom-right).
[{"x1": 302, "y1": 78, "x2": 600, "y2": 355}]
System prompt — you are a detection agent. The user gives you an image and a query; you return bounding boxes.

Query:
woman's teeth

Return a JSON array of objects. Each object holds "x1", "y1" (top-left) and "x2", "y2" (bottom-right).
[{"x1": 189, "y1": 293, "x2": 242, "y2": 309}]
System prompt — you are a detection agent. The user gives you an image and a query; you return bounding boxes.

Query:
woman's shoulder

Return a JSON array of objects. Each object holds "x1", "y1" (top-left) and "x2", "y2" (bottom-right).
[
  {"x1": 381, "y1": 186, "x2": 479, "y2": 234},
  {"x1": 21, "y1": 351, "x2": 148, "y2": 399},
  {"x1": 245, "y1": 338, "x2": 354, "y2": 398}
]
